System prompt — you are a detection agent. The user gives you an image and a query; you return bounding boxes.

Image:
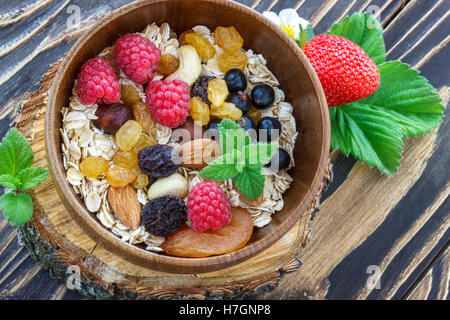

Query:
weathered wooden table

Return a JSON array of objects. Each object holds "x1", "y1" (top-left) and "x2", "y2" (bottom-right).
[{"x1": 0, "y1": 0, "x2": 448, "y2": 300}]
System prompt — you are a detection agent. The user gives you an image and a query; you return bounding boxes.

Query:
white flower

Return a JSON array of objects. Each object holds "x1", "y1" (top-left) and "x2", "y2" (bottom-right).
[{"x1": 263, "y1": 8, "x2": 310, "y2": 41}]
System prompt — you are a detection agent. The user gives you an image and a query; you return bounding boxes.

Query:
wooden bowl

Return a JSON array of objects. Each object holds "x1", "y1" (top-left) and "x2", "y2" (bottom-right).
[{"x1": 46, "y1": 0, "x2": 330, "y2": 274}]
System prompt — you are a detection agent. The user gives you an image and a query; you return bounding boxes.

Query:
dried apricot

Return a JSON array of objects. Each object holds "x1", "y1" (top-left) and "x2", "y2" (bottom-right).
[
  {"x1": 218, "y1": 50, "x2": 248, "y2": 73},
  {"x1": 207, "y1": 78, "x2": 229, "y2": 106},
  {"x1": 132, "y1": 133, "x2": 157, "y2": 153},
  {"x1": 210, "y1": 102, "x2": 243, "y2": 121},
  {"x1": 106, "y1": 165, "x2": 137, "y2": 187},
  {"x1": 161, "y1": 207, "x2": 254, "y2": 257},
  {"x1": 80, "y1": 156, "x2": 110, "y2": 179},
  {"x1": 158, "y1": 54, "x2": 180, "y2": 76},
  {"x1": 112, "y1": 151, "x2": 138, "y2": 170},
  {"x1": 214, "y1": 26, "x2": 244, "y2": 52},
  {"x1": 115, "y1": 120, "x2": 142, "y2": 152},
  {"x1": 185, "y1": 33, "x2": 216, "y2": 61},
  {"x1": 190, "y1": 97, "x2": 210, "y2": 126}
]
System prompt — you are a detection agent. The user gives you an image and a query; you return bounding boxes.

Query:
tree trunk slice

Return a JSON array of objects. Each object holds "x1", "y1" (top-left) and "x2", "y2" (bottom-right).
[{"x1": 13, "y1": 62, "x2": 332, "y2": 300}]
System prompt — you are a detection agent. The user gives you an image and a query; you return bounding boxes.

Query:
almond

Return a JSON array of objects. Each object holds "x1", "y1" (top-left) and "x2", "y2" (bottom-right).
[
  {"x1": 179, "y1": 138, "x2": 221, "y2": 169},
  {"x1": 108, "y1": 185, "x2": 141, "y2": 229},
  {"x1": 237, "y1": 189, "x2": 263, "y2": 207}
]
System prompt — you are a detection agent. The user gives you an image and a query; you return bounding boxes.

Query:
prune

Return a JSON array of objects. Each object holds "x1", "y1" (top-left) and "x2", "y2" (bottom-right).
[
  {"x1": 257, "y1": 117, "x2": 281, "y2": 142},
  {"x1": 191, "y1": 76, "x2": 215, "y2": 105},
  {"x1": 138, "y1": 144, "x2": 179, "y2": 178},
  {"x1": 224, "y1": 69, "x2": 247, "y2": 92},
  {"x1": 141, "y1": 195, "x2": 187, "y2": 236},
  {"x1": 227, "y1": 91, "x2": 251, "y2": 114},
  {"x1": 251, "y1": 84, "x2": 275, "y2": 110}
]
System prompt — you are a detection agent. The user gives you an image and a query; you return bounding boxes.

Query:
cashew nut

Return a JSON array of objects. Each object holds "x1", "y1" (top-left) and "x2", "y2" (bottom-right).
[
  {"x1": 147, "y1": 172, "x2": 189, "y2": 200},
  {"x1": 166, "y1": 45, "x2": 201, "y2": 86}
]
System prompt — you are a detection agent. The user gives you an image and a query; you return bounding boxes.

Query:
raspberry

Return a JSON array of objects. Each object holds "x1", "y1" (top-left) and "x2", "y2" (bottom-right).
[
  {"x1": 114, "y1": 33, "x2": 161, "y2": 84},
  {"x1": 145, "y1": 79, "x2": 190, "y2": 128},
  {"x1": 77, "y1": 57, "x2": 120, "y2": 105},
  {"x1": 187, "y1": 180, "x2": 232, "y2": 232}
]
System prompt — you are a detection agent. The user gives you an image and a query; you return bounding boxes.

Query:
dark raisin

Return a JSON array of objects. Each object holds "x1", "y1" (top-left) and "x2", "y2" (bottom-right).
[
  {"x1": 138, "y1": 145, "x2": 180, "y2": 178},
  {"x1": 191, "y1": 76, "x2": 215, "y2": 105},
  {"x1": 141, "y1": 195, "x2": 187, "y2": 236}
]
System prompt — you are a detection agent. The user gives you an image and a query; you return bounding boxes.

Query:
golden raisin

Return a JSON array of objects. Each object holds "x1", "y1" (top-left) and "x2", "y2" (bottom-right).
[
  {"x1": 210, "y1": 102, "x2": 243, "y2": 121},
  {"x1": 106, "y1": 166, "x2": 137, "y2": 187},
  {"x1": 190, "y1": 97, "x2": 210, "y2": 126},
  {"x1": 112, "y1": 151, "x2": 138, "y2": 170},
  {"x1": 133, "y1": 102, "x2": 156, "y2": 136},
  {"x1": 131, "y1": 172, "x2": 149, "y2": 189},
  {"x1": 247, "y1": 105, "x2": 263, "y2": 123},
  {"x1": 79, "y1": 156, "x2": 110, "y2": 179},
  {"x1": 115, "y1": 120, "x2": 142, "y2": 152},
  {"x1": 158, "y1": 54, "x2": 180, "y2": 76},
  {"x1": 120, "y1": 83, "x2": 142, "y2": 108},
  {"x1": 207, "y1": 78, "x2": 229, "y2": 106},
  {"x1": 132, "y1": 133, "x2": 157, "y2": 153},
  {"x1": 185, "y1": 33, "x2": 216, "y2": 61},
  {"x1": 178, "y1": 29, "x2": 193, "y2": 46},
  {"x1": 218, "y1": 50, "x2": 248, "y2": 73},
  {"x1": 214, "y1": 26, "x2": 244, "y2": 52}
]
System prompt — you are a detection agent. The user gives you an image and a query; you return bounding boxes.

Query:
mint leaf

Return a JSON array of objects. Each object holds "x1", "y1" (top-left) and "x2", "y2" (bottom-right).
[
  {"x1": 0, "y1": 174, "x2": 21, "y2": 190},
  {"x1": 243, "y1": 143, "x2": 278, "y2": 166},
  {"x1": 330, "y1": 103, "x2": 404, "y2": 175},
  {"x1": 218, "y1": 119, "x2": 251, "y2": 154},
  {"x1": 329, "y1": 13, "x2": 386, "y2": 65},
  {"x1": 0, "y1": 192, "x2": 33, "y2": 226},
  {"x1": 0, "y1": 128, "x2": 34, "y2": 176},
  {"x1": 359, "y1": 61, "x2": 444, "y2": 137},
  {"x1": 199, "y1": 151, "x2": 241, "y2": 181},
  {"x1": 17, "y1": 166, "x2": 49, "y2": 191},
  {"x1": 233, "y1": 166, "x2": 265, "y2": 201}
]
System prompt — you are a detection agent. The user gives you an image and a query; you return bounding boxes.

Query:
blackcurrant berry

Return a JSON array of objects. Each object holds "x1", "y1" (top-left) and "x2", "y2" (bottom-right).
[
  {"x1": 265, "y1": 148, "x2": 291, "y2": 170},
  {"x1": 257, "y1": 117, "x2": 281, "y2": 142},
  {"x1": 227, "y1": 91, "x2": 251, "y2": 114},
  {"x1": 224, "y1": 69, "x2": 247, "y2": 92},
  {"x1": 251, "y1": 84, "x2": 275, "y2": 109}
]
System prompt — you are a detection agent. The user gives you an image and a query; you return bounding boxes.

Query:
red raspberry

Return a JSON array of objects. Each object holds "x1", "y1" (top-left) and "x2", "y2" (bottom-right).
[
  {"x1": 77, "y1": 57, "x2": 120, "y2": 105},
  {"x1": 187, "y1": 181, "x2": 232, "y2": 232},
  {"x1": 145, "y1": 79, "x2": 190, "y2": 128},
  {"x1": 114, "y1": 33, "x2": 161, "y2": 84}
]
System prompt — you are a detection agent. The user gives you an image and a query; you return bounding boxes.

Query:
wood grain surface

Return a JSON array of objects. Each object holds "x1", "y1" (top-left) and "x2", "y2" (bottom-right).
[{"x1": 0, "y1": 0, "x2": 448, "y2": 300}]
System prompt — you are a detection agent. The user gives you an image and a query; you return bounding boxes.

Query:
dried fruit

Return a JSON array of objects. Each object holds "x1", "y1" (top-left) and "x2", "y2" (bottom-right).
[
  {"x1": 179, "y1": 139, "x2": 221, "y2": 169},
  {"x1": 207, "y1": 78, "x2": 229, "y2": 106},
  {"x1": 247, "y1": 106, "x2": 263, "y2": 123},
  {"x1": 94, "y1": 103, "x2": 133, "y2": 135},
  {"x1": 185, "y1": 32, "x2": 216, "y2": 61},
  {"x1": 132, "y1": 133, "x2": 157, "y2": 153},
  {"x1": 108, "y1": 185, "x2": 141, "y2": 229},
  {"x1": 131, "y1": 172, "x2": 149, "y2": 189},
  {"x1": 132, "y1": 102, "x2": 156, "y2": 135},
  {"x1": 120, "y1": 83, "x2": 142, "y2": 108},
  {"x1": 189, "y1": 97, "x2": 210, "y2": 126},
  {"x1": 178, "y1": 29, "x2": 193, "y2": 46},
  {"x1": 191, "y1": 76, "x2": 215, "y2": 105},
  {"x1": 147, "y1": 173, "x2": 188, "y2": 200},
  {"x1": 218, "y1": 50, "x2": 248, "y2": 73},
  {"x1": 112, "y1": 151, "x2": 138, "y2": 170},
  {"x1": 161, "y1": 207, "x2": 254, "y2": 258},
  {"x1": 115, "y1": 120, "x2": 142, "y2": 152},
  {"x1": 138, "y1": 145, "x2": 179, "y2": 179},
  {"x1": 210, "y1": 102, "x2": 243, "y2": 121},
  {"x1": 80, "y1": 156, "x2": 110, "y2": 179},
  {"x1": 214, "y1": 26, "x2": 244, "y2": 52},
  {"x1": 158, "y1": 54, "x2": 180, "y2": 76},
  {"x1": 106, "y1": 165, "x2": 137, "y2": 187},
  {"x1": 141, "y1": 195, "x2": 187, "y2": 236}
]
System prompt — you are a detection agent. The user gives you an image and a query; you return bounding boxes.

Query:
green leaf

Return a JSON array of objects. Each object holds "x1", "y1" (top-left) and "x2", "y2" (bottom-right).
[
  {"x1": 0, "y1": 128, "x2": 34, "y2": 176},
  {"x1": 298, "y1": 23, "x2": 315, "y2": 47},
  {"x1": 243, "y1": 143, "x2": 278, "y2": 166},
  {"x1": 17, "y1": 166, "x2": 49, "y2": 191},
  {"x1": 218, "y1": 119, "x2": 251, "y2": 154},
  {"x1": 0, "y1": 174, "x2": 21, "y2": 190},
  {"x1": 199, "y1": 151, "x2": 241, "y2": 181},
  {"x1": 233, "y1": 166, "x2": 265, "y2": 201},
  {"x1": 359, "y1": 61, "x2": 444, "y2": 137},
  {"x1": 330, "y1": 103, "x2": 404, "y2": 175},
  {"x1": 329, "y1": 13, "x2": 386, "y2": 65},
  {"x1": 0, "y1": 192, "x2": 33, "y2": 226}
]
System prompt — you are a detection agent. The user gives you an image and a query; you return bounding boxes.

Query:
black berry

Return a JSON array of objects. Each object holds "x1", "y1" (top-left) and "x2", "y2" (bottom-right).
[
  {"x1": 224, "y1": 69, "x2": 247, "y2": 92},
  {"x1": 251, "y1": 84, "x2": 275, "y2": 109},
  {"x1": 257, "y1": 117, "x2": 281, "y2": 142},
  {"x1": 138, "y1": 145, "x2": 179, "y2": 178},
  {"x1": 265, "y1": 148, "x2": 291, "y2": 170},
  {"x1": 227, "y1": 91, "x2": 251, "y2": 114}
]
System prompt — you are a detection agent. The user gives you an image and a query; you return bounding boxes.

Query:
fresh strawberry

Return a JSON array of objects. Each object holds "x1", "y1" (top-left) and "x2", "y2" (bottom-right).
[{"x1": 303, "y1": 34, "x2": 380, "y2": 107}]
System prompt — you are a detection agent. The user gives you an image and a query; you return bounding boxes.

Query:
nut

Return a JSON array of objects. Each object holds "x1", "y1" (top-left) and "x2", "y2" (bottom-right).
[
  {"x1": 237, "y1": 189, "x2": 263, "y2": 207},
  {"x1": 166, "y1": 45, "x2": 201, "y2": 86},
  {"x1": 94, "y1": 103, "x2": 133, "y2": 134},
  {"x1": 147, "y1": 172, "x2": 189, "y2": 200},
  {"x1": 179, "y1": 139, "x2": 221, "y2": 169},
  {"x1": 108, "y1": 185, "x2": 141, "y2": 229}
]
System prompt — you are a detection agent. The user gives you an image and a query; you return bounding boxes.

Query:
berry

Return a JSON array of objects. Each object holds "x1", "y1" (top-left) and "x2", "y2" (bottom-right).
[
  {"x1": 145, "y1": 79, "x2": 190, "y2": 128},
  {"x1": 187, "y1": 180, "x2": 232, "y2": 232},
  {"x1": 257, "y1": 117, "x2": 281, "y2": 142},
  {"x1": 138, "y1": 144, "x2": 179, "y2": 179},
  {"x1": 265, "y1": 148, "x2": 291, "y2": 170},
  {"x1": 114, "y1": 33, "x2": 162, "y2": 84},
  {"x1": 77, "y1": 57, "x2": 120, "y2": 105},
  {"x1": 303, "y1": 34, "x2": 380, "y2": 107},
  {"x1": 191, "y1": 76, "x2": 215, "y2": 105},
  {"x1": 227, "y1": 91, "x2": 251, "y2": 114},
  {"x1": 205, "y1": 121, "x2": 220, "y2": 141},
  {"x1": 251, "y1": 84, "x2": 275, "y2": 110},
  {"x1": 224, "y1": 69, "x2": 247, "y2": 92},
  {"x1": 142, "y1": 195, "x2": 187, "y2": 236},
  {"x1": 236, "y1": 116, "x2": 256, "y2": 132}
]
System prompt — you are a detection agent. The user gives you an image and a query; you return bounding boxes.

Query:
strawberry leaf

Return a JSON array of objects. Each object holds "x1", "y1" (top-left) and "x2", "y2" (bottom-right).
[{"x1": 328, "y1": 13, "x2": 386, "y2": 65}]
